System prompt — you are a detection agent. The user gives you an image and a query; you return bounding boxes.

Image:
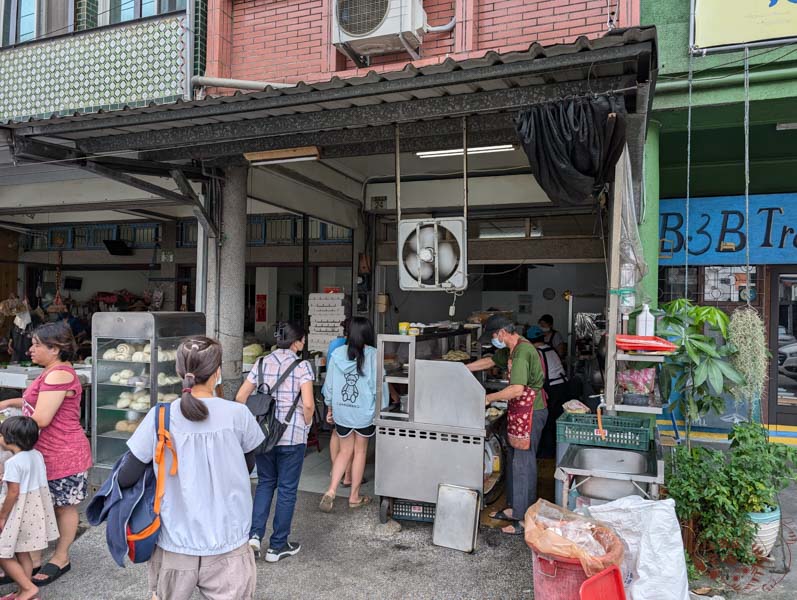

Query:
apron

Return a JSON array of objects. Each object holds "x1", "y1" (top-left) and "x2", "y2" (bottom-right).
[{"x1": 506, "y1": 341, "x2": 547, "y2": 451}]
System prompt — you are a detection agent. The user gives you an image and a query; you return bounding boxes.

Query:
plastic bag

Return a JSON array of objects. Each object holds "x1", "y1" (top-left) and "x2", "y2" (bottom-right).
[
  {"x1": 617, "y1": 367, "x2": 656, "y2": 394},
  {"x1": 585, "y1": 496, "x2": 689, "y2": 600},
  {"x1": 524, "y1": 500, "x2": 624, "y2": 577}
]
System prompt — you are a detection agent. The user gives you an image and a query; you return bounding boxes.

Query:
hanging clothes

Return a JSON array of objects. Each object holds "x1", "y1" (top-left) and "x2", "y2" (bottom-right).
[{"x1": 514, "y1": 95, "x2": 627, "y2": 206}]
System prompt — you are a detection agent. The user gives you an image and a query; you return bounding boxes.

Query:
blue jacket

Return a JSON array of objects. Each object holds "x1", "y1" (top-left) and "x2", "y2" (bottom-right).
[
  {"x1": 322, "y1": 345, "x2": 388, "y2": 429},
  {"x1": 86, "y1": 453, "x2": 157, "y2": 567}
]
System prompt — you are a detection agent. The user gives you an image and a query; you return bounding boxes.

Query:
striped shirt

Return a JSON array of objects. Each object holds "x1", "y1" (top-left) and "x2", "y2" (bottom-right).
[{"x1": 246, "y1": 350, "x2": 315, "y2": 446}]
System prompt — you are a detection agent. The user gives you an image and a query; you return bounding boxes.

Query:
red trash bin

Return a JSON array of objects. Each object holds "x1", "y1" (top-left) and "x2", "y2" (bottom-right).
[{"x1": 532, "y1": 550, "x2": 589, "y2": 600}]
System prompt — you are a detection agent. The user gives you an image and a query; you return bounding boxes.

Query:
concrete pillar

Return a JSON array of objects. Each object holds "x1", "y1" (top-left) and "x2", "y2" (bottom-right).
[
  {"x1": 640, "y1": 121, "x2": 661, "y2": 308},
  {"x1": 218, "y1": 165, "x2": 248, "y2": 398},
  {"x1": 205, "y1": 240, "x2": 219, "y2": 338},
  {"x1": 159, "y1": 222, "x2": 177, "y2": 311}
]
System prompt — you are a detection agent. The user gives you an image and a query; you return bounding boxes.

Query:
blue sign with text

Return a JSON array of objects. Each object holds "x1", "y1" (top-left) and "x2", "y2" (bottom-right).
[{"x1": 659, "y1": 194, "x2": 797, "y2": 265}]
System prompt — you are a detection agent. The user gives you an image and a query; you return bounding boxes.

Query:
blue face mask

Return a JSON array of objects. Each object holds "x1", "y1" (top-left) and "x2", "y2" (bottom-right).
[{"x1": 491, "y1": 337, "x2": 507, "y2": 350}]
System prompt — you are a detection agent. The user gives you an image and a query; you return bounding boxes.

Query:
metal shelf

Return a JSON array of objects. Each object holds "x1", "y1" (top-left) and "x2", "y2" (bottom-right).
[
  {"x1": 615, "y1": 404, "x2": 664, "y2": 415},
  {"x1": 386, "y1": 376, "x2": 409, "y2": 384},
  {"x1": 616, "y1": 353, "x2": 666, "y2": 363}
]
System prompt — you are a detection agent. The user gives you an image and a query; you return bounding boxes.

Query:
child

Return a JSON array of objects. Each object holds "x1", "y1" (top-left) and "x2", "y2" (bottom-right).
[{"x1": 0, "y1": 417, "x2": 59, "y2": 600}]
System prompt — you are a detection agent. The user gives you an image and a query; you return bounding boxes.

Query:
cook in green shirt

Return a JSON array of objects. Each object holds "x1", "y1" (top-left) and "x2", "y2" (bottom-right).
[
  {"x1": 492, "y1": 341, "x2": 545, "y2": 410},
  {"x1": 467, "y1": 316, "x2": 545, "y2": 410}
]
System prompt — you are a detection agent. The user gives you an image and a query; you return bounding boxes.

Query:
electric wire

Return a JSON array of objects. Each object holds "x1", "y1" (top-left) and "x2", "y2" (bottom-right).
[{"x1": 684, "y1": 51, "x2": 694, "y2": 299}]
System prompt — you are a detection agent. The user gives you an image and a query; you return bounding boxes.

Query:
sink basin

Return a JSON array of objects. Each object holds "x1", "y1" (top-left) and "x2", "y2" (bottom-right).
[
  {"x1": 572, "y1": 447, "x2": 648, "y2": 473},
  {"x1": 566, "y1": 447, "x2": 651, "y2": 501}
]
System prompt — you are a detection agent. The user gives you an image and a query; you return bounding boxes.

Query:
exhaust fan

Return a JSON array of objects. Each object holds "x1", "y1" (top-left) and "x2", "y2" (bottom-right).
[{"x1": 398, "y1": 218, "x2": 467, "y2": 291}]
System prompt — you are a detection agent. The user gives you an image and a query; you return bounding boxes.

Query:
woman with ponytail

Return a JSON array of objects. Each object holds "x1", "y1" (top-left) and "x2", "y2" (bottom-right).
[{"x1": 119, "y1": 337, "x2": 264, "y2": 600}]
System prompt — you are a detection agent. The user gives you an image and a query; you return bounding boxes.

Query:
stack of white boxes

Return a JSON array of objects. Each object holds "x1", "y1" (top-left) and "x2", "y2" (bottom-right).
[{"x1": 308, "y1": 293, "x2": 346, "y2": 355}]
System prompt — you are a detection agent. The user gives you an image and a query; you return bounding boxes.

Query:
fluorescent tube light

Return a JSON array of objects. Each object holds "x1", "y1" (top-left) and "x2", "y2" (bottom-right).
[
  {"x1": 245, "y1": 146, "x2": 320, "y2": 165},
  {"x1": 776, "y1": 123, "x2": 797, "y2": 131},
  {"x1": 416, "y1": 145, "x2": 516, "y2": 158}
]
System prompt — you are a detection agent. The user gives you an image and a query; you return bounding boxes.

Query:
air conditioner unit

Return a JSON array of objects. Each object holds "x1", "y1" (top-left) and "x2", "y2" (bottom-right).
[
  {"x1": 398, "y1": 218, "x2": 467, "y2": 291},
  {"x1": 332, "y1": 0, "x2": 427, "y2": 57}
]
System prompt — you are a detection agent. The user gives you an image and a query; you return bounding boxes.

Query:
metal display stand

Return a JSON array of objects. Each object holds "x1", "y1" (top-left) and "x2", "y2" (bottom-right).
[
  {"x1": 374, "y1": 329, "x2": 486, "y2": 522},
  {"x1": 90, "y1": 312, "x2": 205, "y2": 485}
]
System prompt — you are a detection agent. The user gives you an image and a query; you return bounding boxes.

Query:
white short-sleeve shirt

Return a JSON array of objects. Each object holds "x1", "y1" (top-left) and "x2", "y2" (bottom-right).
[
  {"x1": 3, "y1": 450, "x2": 48, "y2": 494},
  {"x1": 127, "y1": 397, "x2": 264, "y2": 556}
]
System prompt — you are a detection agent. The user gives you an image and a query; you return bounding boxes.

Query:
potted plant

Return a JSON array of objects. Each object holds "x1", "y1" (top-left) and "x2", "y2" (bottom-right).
[
  {"x1": 658, "y1": 299, "x2": 745, "y2": 447},
  {"x1": 727, "y1": 307, "x2": 768, "y2": 422},
  {"x1": 729, "y1": 421, "x2": 797, "y2": 556},
  {"x1": 666, "y1": 444, "x2": 757, "y2": 572}
]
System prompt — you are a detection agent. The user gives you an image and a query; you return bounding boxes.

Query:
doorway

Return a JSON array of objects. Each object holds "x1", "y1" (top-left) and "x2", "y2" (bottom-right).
[{"x1": 769, "y1": 267, "x2": 797, "y2": 426}]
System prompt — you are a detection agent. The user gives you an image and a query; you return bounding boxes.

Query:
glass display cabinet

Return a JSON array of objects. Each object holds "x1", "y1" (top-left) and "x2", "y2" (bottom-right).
[{"x1": 90, "y1": 312, "x2": 205, "y2": 483}]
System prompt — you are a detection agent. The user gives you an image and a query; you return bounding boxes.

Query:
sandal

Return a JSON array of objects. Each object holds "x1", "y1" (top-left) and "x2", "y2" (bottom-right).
[
  {"x1": 489, "y1": 509, "x2": 517, "y2": 523},
  {"x1": 500, "y1": 522, "x2": 525, "y2": 536},
  {"x1": 349, "y1": 495, "x2": 372, "y2": 509},
  {"x1": 340, "y1": 476, "x2": 369, "y2": 488},
  {"x1": 0, "y1": 594, "x2": 16, "y2": 600},
  {"x1": 319, "y1": 493, "x2": 335, "y2": 513},
  {"x1": 32, "y1": 561, "x2": 70, "y2": 586}
]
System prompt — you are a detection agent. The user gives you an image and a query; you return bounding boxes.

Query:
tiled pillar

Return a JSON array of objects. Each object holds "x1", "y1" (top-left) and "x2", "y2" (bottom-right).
[{"x1": 76, "y1": 0, "x2": 98, "y2": 31}]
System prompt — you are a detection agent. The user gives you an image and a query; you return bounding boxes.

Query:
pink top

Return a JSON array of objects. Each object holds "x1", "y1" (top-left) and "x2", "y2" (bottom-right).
[{"x1": 22, "y1": 365, "x2": 92, "y2": 481}]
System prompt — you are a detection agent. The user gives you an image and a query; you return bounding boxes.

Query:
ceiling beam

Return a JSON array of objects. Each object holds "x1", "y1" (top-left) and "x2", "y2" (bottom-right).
[
  {"x1": 77, "y1": 75, "x2": 637, "y2": 155},
  {"x1": 0, "y1": 198, "x2": 183, "y2": 216},
  {"x1": 14, "y1": 42, "x2": 651, "y2": 138},
  {"x1": 12, "y1": 137, "x2": 217, "y2": 236},
  {"x1": 143, "y1": 113, "x2": 516, "y2": 162},
  {"x1": 169, "y1": 169, "x2": 218, "y2": 237}
]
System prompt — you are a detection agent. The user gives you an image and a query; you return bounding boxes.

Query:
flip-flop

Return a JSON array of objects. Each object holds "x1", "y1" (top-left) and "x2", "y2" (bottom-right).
[
  {"x1": 349, "y1": 495, "x2": 373, "y2": 509},
  {"x1": 489, "y1": 509, "x2": 518, "y2": 523},
  {"x1": 500, "y1": 522, "x2": 525, "y2": 536},
  {"x1": 319, "y1": 493, "x2": 335, "y2": 513},
  {"x1": 32, "y1": 561, "x2": 70, "y2": 586},
  {"x1": 340, "y1": 476, "x2": 369, "y2": 488},
  {"x1": 0, "y1": 593, "x2": 16, "y2": 600}
]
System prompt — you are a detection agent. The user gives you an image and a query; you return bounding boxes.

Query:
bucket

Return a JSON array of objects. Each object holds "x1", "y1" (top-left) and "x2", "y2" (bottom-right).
[
  {"x1": 749, "y1": 505, "x2": 781, "y2": 557},
  {"x1": 531, "y1": 550, "x2": 589, "y2": 600}
]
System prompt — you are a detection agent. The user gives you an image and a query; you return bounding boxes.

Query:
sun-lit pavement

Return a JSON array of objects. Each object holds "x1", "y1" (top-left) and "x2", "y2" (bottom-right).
[{"x1": 16, "y1": 490, "x2": 533, "y2": 600}]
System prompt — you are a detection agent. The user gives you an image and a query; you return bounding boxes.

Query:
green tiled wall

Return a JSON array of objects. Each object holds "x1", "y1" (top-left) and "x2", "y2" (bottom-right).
[
  {"x1": 0, "y1": 15, "x2": 185, "y2": 123},
  {"x1": 193, "y1": 0, "x2": 207, "y2": 77},
  {"x1": 76, "y1": 0, "x2": 99, "y2": 31}
]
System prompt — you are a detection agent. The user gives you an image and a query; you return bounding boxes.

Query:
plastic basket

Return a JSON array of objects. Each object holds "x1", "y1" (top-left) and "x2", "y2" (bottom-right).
[
  {"x1": 556, "y1": 413, "x2": 651, "y2": 451},
  {"x1": 391, "y1": 499, "x2": 436, "y2": 523},
  {"x1": 580, "y1": 565, "x2": 626, "y2": 600}
]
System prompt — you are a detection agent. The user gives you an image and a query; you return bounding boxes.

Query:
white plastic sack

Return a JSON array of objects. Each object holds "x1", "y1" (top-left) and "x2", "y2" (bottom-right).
[{"x1": 585, "y1": 496, "x2": 689, "y2": 600}]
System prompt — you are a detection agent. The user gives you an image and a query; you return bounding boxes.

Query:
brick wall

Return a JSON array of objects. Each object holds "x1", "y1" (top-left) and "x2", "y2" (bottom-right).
[{"x1": 213, "y1": 0, "x2": 639, "y2": 85}]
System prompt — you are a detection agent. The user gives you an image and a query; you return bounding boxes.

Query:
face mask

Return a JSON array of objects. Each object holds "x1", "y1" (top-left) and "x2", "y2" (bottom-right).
[
  {"x1": 540, "y1": 327, "x2": 551, "y2": 333},
  {"x1": 491, "y1": 337, "x2": 507, "y2": 350}
]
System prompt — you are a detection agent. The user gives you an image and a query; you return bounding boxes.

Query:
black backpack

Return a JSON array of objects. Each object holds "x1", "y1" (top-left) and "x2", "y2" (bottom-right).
[{"x1": 246, "y1": 357, "x2": 302, "y2": 455}]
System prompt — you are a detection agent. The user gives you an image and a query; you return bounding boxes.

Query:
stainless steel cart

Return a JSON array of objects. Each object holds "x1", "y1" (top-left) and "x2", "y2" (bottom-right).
[
  {"x1": 375, "y1": 330, "x2": 485, "y2": 523},
  {"x1": 90, "y1": 312, "x2": 205, "y2": 485}
]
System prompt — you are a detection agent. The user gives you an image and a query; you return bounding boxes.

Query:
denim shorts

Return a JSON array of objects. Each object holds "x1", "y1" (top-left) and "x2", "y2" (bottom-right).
[{"x1": 335, "y1": 424, "x2": 376, "y2": 438}]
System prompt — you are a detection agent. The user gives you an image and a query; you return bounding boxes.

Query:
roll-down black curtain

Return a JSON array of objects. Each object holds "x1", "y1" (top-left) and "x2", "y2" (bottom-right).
[{"x1": 514, "y1": 95, "x2": 627, "y2": 206}]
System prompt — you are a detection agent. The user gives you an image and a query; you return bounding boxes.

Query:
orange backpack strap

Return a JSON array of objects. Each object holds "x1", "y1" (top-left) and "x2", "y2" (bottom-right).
[{"x1": 153, "y1": 403, "x2": 177, "y2": 515}]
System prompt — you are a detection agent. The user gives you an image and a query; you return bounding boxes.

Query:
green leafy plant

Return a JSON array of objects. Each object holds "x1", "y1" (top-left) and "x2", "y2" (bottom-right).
[
  {"x1": 658, "y1": 299, "x2": 745, "y2": 447},
  {"x1": 728, "y1": 421, "x2": 797, "y2": 513},
  {"x1": 667, "y1": 445, "x2": 756, "y2": 568},
  {"x1": 727, "y1": 307, "x2": 768, "y2": 421},
  {"x1": 666, "y1": 422, "x2": 797, "y2": 576}
]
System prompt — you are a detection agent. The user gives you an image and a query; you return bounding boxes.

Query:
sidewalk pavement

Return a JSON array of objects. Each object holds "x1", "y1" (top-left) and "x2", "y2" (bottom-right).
[
  {"x1": 14, "y1": 491, "x2": 533, "y2": 600},
  {"x1": 7, "y1": 487, "x2": 797, "y2": 599}
]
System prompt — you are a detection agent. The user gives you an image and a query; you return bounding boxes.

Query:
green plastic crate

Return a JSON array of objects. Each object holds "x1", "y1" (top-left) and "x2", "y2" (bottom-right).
[{"x1": 556, "y1": 413, "x2": 651, "y2": 451}]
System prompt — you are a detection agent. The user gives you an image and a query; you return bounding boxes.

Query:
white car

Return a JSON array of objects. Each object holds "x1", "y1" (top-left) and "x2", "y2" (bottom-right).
[
  {"x1": 779, "y1": 326, "x2": 796, "y2": 347},
  {"x1": 778, "y1": 342, "x2": 797, "y2": 378}
]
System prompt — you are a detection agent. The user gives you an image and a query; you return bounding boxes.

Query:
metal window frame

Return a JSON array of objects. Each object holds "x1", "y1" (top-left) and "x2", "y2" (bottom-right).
[
  {"x1": 246, "y1": 214, "x2": 266, "y2": 246},
  {"x1": 6, "y1": 0, "x2": 76, "y2": 44},
  {"x1": 118, "y1": 222, "x2": 159, "y2": 248}
]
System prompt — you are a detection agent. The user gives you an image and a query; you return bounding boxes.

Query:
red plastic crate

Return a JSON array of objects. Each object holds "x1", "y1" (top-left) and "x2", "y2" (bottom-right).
[{"x1": 580, "y1": 565, "x2": 626, "y2": 600}]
